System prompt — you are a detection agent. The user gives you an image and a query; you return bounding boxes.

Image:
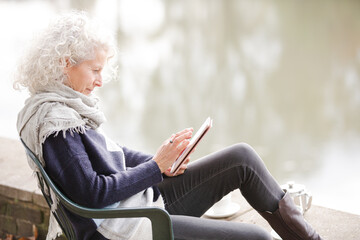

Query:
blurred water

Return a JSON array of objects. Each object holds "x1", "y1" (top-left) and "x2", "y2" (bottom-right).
[{"x1": 1, "y1": 0, "x2": 360, "y2": 215}]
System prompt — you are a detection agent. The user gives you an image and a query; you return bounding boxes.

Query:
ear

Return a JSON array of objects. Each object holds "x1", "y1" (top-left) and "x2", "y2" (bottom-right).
[{"x1": 63, "y1": 58, "x2": 72, "y2": 74}]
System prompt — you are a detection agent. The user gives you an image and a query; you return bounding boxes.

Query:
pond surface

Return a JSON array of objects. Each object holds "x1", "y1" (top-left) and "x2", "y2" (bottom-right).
[{"x1": 1, "y1": 0, "x2": 359, "y2": 214}]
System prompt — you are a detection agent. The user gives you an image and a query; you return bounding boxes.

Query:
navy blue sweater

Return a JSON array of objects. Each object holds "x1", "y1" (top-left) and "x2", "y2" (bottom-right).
[{"x1": 42, "y1": 129, "x2": 163, "y2": 239}]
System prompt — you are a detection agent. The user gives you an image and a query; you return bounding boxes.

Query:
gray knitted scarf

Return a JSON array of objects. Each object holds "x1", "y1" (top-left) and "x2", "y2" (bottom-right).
[{"x1": 17, "y1": 83, "x2": 105, "y2": 169}]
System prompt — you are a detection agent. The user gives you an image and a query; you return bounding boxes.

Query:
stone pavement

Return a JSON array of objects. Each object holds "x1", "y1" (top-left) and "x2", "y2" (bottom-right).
[{"x1": 1, "y1": 137, "x2": 359, "y2": 239}]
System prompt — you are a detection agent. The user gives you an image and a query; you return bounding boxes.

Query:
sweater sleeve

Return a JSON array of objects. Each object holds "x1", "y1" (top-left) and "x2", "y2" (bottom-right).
[
  {"x1": 42, "y1": 130, "x2": 163, "y2": 208},
  {"x1": 122, "y1": 146, "x2": 154, "y2": 168}
]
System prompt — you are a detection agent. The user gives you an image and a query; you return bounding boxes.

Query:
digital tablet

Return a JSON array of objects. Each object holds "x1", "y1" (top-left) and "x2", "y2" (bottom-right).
[{"x1": 170, "y1": 117, "x2": 213, "y2": 174}]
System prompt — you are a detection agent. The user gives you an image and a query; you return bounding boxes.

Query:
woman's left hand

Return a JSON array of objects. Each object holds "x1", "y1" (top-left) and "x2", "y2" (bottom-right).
[{"x1": 163, "y1": 157, "x2": 190, "y2": 177}]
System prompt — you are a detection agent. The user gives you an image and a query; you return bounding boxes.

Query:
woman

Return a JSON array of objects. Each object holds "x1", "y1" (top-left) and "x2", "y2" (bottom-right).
[{"x1": 15, "y1": 11, "x2": 322, "y2": 240}]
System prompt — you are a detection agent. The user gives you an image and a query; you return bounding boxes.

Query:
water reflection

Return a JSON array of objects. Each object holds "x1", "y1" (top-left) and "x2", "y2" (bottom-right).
[
  {"x1": 99, "y1": 0, "x2": 360, "y2": 214},
  {"x1": 1, "y1": 0, "x2": 360, "y2": 214}
]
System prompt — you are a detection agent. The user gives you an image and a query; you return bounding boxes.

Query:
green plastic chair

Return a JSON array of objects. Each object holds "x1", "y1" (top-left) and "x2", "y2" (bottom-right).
[{"x1": 20, "y1": 138, "x2": 174, "y2": 240}]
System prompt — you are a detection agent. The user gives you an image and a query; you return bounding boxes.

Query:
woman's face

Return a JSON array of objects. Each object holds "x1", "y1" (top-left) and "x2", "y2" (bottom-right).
[{"x1": 64, "y1": 49, "x2": 107, "y2": 95}]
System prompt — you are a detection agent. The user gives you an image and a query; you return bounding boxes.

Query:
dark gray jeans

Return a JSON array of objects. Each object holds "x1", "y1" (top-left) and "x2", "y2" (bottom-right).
[{"x1": 158, "y1": 143, "x2": 285, "y2": 240}]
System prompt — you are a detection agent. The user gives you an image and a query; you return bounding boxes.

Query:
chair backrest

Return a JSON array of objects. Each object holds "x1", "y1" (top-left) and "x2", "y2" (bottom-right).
[
  {"x1": 20, "y1": 138, "x2": 174, "y2": 240},
  {"x1": 21, "y1": 139, "x2": 78, "y2": 239}
]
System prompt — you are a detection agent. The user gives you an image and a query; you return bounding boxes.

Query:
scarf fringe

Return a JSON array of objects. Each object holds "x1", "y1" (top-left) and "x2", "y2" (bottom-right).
[{"x1": 41, "y1": 124, "x2": 89, "y2": 144}]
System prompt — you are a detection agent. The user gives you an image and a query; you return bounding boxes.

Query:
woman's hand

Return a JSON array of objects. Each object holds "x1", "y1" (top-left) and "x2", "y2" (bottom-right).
[
  {"x1": 152, "y1": 128, "x2": 193, "y2": 173},
  {"x1": 164, "y1": 157, "x2": 190, "y2": 177}
]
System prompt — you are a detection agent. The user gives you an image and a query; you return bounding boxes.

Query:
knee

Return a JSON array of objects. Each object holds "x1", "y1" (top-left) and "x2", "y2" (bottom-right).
[
  {"x1": 230, "y1": 142, "x2": 257, "y2": 159},
  {"x1": 228, "y1": 143, "x2": 263, "y2": 167}
]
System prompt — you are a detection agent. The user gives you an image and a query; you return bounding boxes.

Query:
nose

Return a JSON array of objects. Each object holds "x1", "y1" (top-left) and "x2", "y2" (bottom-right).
[{"x1": 94, "y1": 75, "x2": 102, "y2": 88}]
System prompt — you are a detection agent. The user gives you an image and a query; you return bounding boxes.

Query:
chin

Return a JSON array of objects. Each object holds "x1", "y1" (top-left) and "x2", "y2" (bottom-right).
[{"x1": 82, "y1": 89, "x2": 92, "y2": 95}]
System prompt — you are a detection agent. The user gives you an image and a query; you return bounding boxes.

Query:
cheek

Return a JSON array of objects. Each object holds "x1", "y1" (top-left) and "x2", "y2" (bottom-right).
[{"x1": 79, "y1": 71, "x2": 94, "y2": 87}]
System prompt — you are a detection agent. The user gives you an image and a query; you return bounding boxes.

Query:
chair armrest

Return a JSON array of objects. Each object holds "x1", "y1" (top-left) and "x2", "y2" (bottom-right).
[
  {"x1": 64, "y1": 204, "x2": 173, "y2": 240},
  {"x1": 64, "y1": 201, "x2": 173, "y2": 239}
]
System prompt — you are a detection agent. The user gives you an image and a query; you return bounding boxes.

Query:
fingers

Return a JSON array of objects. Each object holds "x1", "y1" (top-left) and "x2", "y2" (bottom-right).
[
  {"x1": 174, "y1": 160, "x2": 189, "y2": 175},
  {"x1": 169, "y1": 128, "x2": 193, "y2": 146},
  {"x1": 163, "y1": 157, "x2": 191, "y2": 177},
  {"x1": 155, "y1": 128, "x2": 193, "y2": 173},
  {"x1": 171, "y1": 128, "x2": 193, "y2": 140},
  {"x1": 182, "y1": 157, "x2": 190, "y2": 165},
  {"x1": 175, "y1": 127, "x2": 193, "y2": 136}
]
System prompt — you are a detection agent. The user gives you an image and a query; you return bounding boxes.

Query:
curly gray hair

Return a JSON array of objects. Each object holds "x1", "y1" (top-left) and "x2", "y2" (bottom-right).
[{"x1": 14, "y1": 11, "x2": 116, "y2": 94}]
